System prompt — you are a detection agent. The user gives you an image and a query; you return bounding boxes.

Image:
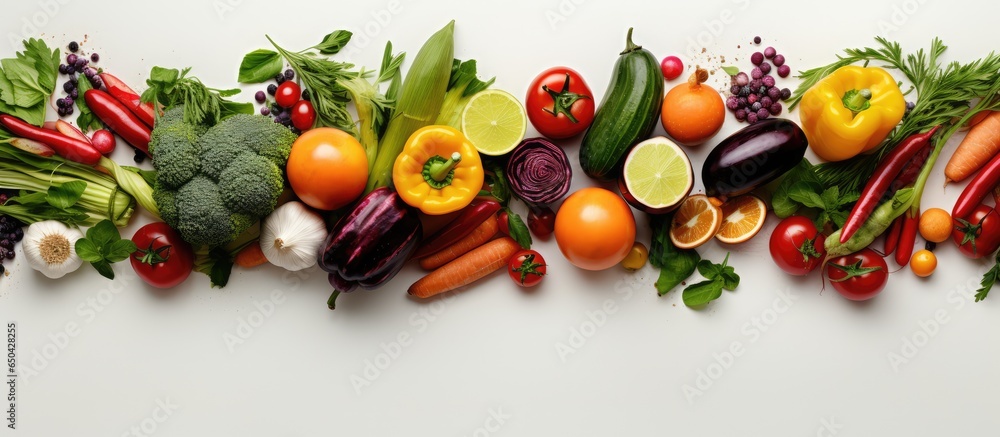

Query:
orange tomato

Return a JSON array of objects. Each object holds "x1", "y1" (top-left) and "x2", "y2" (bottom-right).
[
  {"x1": 286, "y1": 128, "x2": 368, "y2": 211},
  {"x1": 660, "y1": 68, "x2": 725, "y2": 146},
  {"x1": 555, "y1": 187, "x2": 636, "y2": 271}
]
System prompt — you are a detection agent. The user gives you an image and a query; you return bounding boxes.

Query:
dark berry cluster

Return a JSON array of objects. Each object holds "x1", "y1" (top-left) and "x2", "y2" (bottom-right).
[
  {"x1": 0, "y1": 192, "x2": 25, "y2": 277},
  {"x1": 56, "y1": 41, "x2": 102, "y2": 117},
  {"x1": 726, "y1": 40, "x2": 793, "y2": 124}
]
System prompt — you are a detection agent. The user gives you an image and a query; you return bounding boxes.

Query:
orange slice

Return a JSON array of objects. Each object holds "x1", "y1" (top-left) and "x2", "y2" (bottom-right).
[
  {"x1": 670, "y1": 195, "x2": 723, "y2": 249},
  {"x1": 715, "y1": 195, "x2": 766, "y2": 244}
]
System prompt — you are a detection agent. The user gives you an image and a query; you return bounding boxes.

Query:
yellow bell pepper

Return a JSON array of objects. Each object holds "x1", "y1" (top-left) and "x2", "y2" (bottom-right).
[
  {"x1": 798, "y1": 65, "x2": 906, "y2": 162},
  {"x1": 393, "y1": 125, "x2": 484, "y2": 215}
]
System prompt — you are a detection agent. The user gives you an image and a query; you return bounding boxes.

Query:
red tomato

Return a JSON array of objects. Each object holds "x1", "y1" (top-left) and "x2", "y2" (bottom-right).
[
  {"x1": 769, "y1": 216, "x2": 826, "y2": 275},
  {"x1": 660, "y1": 56, "x2": 684, "y2": 81},
  {"x1": 525, "y1": 67, "x2": 595, "y2": 139},
  {"x1": 130, "y1": 222, "x2": 194, "y2": 289},
  {"x1": 826, "y1": 248, "x2": 888, "y2": 301},
  {"x1": 275, "y1": 81, "x2": 301, "y2": 108},
  {"x1": 507, "y1": 250, "x2": 547, "y2": 287},
  {"x1": 953, "y1": 205, "x2": 1000, "y2": 259},
  {"x1": 290, "y1": 100, "x2": 316, "y2": 131},
  {"x1": 528, "y1": 207, "x2": 555, "y2": 240}
]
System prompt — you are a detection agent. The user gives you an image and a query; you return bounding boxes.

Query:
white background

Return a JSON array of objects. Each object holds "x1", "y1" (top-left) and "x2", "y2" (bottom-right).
[{"x1": 1, "y1": 0, "x2": 998, "y2": 435}]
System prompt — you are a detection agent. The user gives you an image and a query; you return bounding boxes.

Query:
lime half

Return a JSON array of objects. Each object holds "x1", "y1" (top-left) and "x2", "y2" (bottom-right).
[
  {"x1": 621, "y1": 137, "x2": 693, "y2": 213},
  {"x1": 461, "y1": 89, "x2": 527, "y2": 156}
]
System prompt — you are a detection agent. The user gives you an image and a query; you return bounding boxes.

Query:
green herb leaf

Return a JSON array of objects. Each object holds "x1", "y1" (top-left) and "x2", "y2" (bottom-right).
[
  {"x1": 74, "y1": 238, "x2": 103, "y2": 263},
  {"x1": 208, "y1": 247, "x2": 234, "y2": 288},
  {"x1": 649, "y1": 215, "x2": 700, "y2": 295},
  {"x1": 771, "y1": 159, "x2": 818, "y2": 218},
  {"x1": 482, "y1": 161, "x2": 511, "y2": 206},
  {"x1": 721, "y1": 65, "x2": 740, "y2": 76},
  {"x1": 976, "y1": 252, "x2": 1000, "y2": 302},
  {"x1": 75, "y1": 219, "x2": 134, "y2": 280},
  {"x1": 106, "y1": 239, "x2": 139, "y2": 263},
  {"x1": 0, "y1": 38, "x2": 59, "y2": 126},
  {"x1": 505, "y1": 208, "x2": 532, "y2": 249},
  {"x1": 142, "y1": 66, "x2": 252, "y2": 126},
  {"x1": 46, "y1": 181, "x2": 87, "y2": 209},
  {"x1": 73, "y1": 76, "x2": 103, "y2": 132},
  {"x1": 238, "y1": 49, "x2": 283, "y2": 83},
  {"x1": 314, "y1": 30, "x2": 353, "y2": 55},
  {"x1": 682, "y1": 280, "x2": 724, "y2": 306}
]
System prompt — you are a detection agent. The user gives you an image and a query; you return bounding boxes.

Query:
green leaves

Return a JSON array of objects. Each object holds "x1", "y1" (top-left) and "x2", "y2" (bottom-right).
[
  {"x1": 313, "y1": 30, "x2": 353, "y2": 55},
  {"x1": 721, "y1": 65, "x2": 740, "y2": 76},
  {"x1": 141, "y1": 66, "x2": 252, "y2": 126},
  {"x1": 976, "y1": 251, "x2": 1000, "y2": 302},
  {"x1": 682, "y1": 253, "x2": 740, "y2": 307},
  {"x1": 0, "y1": 182, "x2": 91, "y2": 226},
  {"x1": 0, "y1": 38, "x2": 60, "y2": 126},
  {"x1": 237, "y1": 49, "x2": 283, "y2": 83},
  {"x1": 75, "y1": 219, "x2": 138, "y2": 280},
  {"x1": 73, "y1": 76, "x2": 103, "y2": 132},
  {"x1": 504, "y1": 207, "x2": 532, "y2": 250},
  {"x1": 649, "y1": 215, "x2": 700, "y2": 296},
  {"x1": 771, "y1": 158, "x2": 858, "y2": 229}
]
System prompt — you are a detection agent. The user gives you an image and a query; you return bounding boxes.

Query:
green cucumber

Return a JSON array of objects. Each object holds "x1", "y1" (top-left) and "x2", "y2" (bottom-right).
[{"x1": 579, "y1": 28, "x2": 664, "y2": 180}]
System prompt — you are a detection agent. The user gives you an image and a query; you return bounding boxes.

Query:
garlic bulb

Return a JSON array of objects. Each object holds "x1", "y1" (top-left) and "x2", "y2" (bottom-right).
[
  {"x1": 22, "y1": 220, "x2": 84, "y2": 279},
  {"x1": 260, "y1": 201, "x2": 327, "y2": 271}
]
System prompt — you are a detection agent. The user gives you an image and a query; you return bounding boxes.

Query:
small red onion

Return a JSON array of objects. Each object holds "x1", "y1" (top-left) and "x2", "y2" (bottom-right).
[{"x1": 505, "y1": 138, "x2": 572, "y2": 205}]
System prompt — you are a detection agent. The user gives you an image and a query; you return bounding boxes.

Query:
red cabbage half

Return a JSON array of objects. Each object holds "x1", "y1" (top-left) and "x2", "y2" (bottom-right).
[{"x1": 505, "y1": 138, "x2": 572, "y2": 205}]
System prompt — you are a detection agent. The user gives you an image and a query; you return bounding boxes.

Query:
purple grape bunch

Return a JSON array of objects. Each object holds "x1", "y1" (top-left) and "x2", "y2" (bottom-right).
[{"x1": 0, "y1": 191, "x2": 25, "y2": 278}]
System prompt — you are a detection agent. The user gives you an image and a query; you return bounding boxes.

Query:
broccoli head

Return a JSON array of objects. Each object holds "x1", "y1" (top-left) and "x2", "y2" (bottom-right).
[{"x1": 149, "y1": 111, "x2": 298, "y2": 248}]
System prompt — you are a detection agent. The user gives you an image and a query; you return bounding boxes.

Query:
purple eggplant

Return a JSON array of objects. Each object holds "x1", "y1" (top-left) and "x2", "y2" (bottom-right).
[
  {"x1": 702, "y1": 118, "x2": 807, "y2": 199},
  {"x1": 319, "y1": 187, "x2": 422, "y2": 309}
]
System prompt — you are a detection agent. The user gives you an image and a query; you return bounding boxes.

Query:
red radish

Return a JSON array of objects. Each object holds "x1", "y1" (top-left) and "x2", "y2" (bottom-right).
[
  {"x1": 90, "y1": 129, "x2": 116, "y2": 154},
  {"x1": 55, "y1": 120, "x2": 92, "y2": 145},
  {"x1": 9, "y1": 138, "x2": 55, "y2": 157},
  {"x1": 100, "y1": 72, "x2": 156, "y2": 127}
]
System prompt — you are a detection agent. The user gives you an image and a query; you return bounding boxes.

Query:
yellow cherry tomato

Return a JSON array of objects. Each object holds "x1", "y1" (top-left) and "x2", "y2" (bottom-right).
[{"x1": 910, "y1": 249, "x2": 937, "y2": 277}]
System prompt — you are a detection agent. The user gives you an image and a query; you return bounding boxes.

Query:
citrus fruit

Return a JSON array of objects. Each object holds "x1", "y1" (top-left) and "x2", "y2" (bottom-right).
[
  {"x1": 715, "y1": 195, "x2": 766, "y2": 244},
  {"x1": 555, "y1": 187, "x2": 636, "y2": 271},
  {"x1": 460, "y1": 89, "x2": 527, "y2": 156},
  {"x1": 670, "y1": 195, "x2": 723, "y2": 249},
  {"x1": 618, "y1": 137, "x2": 693, "y2": 214},
  {"x1": 919, "y1": 208, "x2": 951, "y2": 243}
]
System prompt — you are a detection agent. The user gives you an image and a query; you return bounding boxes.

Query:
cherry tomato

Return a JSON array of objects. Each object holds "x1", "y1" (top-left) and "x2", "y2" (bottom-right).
[
  {"x1": 769, "y1": 216, "x2": 825, "y2": 276},
  {"x1": 953, "y1": 205, "x2": 1000, "y2": 259},
  {"x1": 275, "y1": 81, "x2": 301, "y2": 108},
  {"x1": 527, "y1": 207, "x2": 556, "y2": 240},
  {"x1": 555, "y1": 187, "x2": 635, "y2": 271},
  {"x1": 525, "y1": 67, "x2": 595, "y2": 139},
  {"x1": 290, "y1": 100, "x2": 316, "y2": 131},
  {"x1": 826, "y1": 248, "x2": 888, "y2": 301},
  {"x1": 497, "y1": 210, "x2": 511, "y2": 236},
  {"x1": 507, "y1": 250, "x2": 547, "y2": 287},
  {"x1": 909, "y1": 249, "x2": 937, "y2": 277},
  {"x1": 130, "y1": 222, "x2": 194, "y2": 289},
  {"x1": 660, "y1": 56, "x2": 684, "y2": 81},
  {"x1": 287, "y1": 127, "x2": 368, "y2": 210}
]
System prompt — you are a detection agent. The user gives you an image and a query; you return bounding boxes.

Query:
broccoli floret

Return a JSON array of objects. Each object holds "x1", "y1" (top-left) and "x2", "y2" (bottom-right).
[
  {"x1": 218, "y1": 153, "x2": 283, "y2": 217},
  {"x1": 150, "y1": 122, "x2": 201, "y2": 189},
  {"x1": 148, "y1": 111, "x2": 298, "y2": 249},
  {"x1": 152, "y1": 181, "x2": 179, "y2": 229},
  {"x1": 174, "y1": 176, "x2": 240, "y2": 247},
  {"x1": 198, "y1": 114, "x2": 295, "y2": 178},
  {"x1": 153, "y1": 106, "x2": 207, "y2": 136}
]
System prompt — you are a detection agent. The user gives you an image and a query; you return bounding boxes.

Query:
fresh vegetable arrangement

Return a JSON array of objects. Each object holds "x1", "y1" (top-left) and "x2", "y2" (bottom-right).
[{"x1": 2, "y1": 26, "x2": 1000, "y2": 315}]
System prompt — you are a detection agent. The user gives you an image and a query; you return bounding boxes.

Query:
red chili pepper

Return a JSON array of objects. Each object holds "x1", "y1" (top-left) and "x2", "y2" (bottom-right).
[
  {"x1": 954, "y1": 151, "x2": 1000, "y2": 220},
  {"x1": 883, "y1": 215, "x2": 903, "y2": 255},
  {"x1": 84, "y1": 89, "x2": 151, "y2": 155},
  {"x1": 893, "y1": 143, "x2": 931, "y2": 188},
  {"x1": 895, "y1": 211, "x2": 919, "y2": 266},
  {"x1": 841, "y1": 126, "x2": 939, "y2": 243},
  {"x1": 0, "y1": 115, "x2": 102, "y2": 165},
  {"x1": 100, "y1": 72, "x2": 156, "y2": 127},
  {"x1": 412, "y1": 199, "x2": 502, "y2": 259}
]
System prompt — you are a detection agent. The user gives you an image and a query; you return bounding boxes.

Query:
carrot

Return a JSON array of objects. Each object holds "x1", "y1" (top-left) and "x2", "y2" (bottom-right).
[
  {"x1": 408, "y1": 237, "x2": 520, "y2": 299},
  {"x1": 234, "y1": 242, "x2": 268, "y2": 268},
  {"x1": 419, "y1": 215, "x2": 498, "y2": 270},
  {"x1": 945, "y1": 111, "x2": 1000, "y2": 183}
]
